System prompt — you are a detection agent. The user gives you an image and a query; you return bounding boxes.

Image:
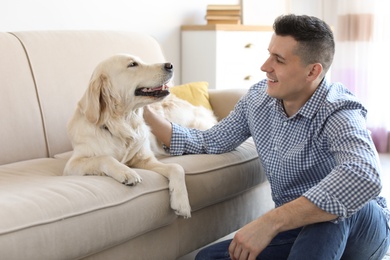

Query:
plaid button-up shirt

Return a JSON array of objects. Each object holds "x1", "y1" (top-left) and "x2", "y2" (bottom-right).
[{"x1": 168, "y1": 78, "x2": 389, "y2": 222}]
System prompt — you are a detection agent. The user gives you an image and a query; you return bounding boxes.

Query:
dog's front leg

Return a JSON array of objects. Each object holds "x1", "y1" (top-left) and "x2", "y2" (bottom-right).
[
  {"x1": 132, "y1": 157, "x2": 191, "y2": 218},
  {"x1": 159, "y1": 162, "x2": 191, "y2": 218},
  {"x1": 64, "y1": 155, "x2": 142, "y2": 186}
]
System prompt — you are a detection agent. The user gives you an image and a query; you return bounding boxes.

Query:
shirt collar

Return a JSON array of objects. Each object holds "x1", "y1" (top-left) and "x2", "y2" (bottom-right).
[
  {"x1": 299, "y1": 78, "x2": 329, "y2": 119},
  {"x1": 273, "y1": 78, "x2": 329, "y2": 120}
]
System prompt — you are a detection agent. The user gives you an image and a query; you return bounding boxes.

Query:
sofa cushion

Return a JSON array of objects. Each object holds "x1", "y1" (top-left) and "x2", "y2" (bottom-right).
[
  {"x1": 208, "y1": 88, "x2": 248, "y2": 121},
  {"x1": 0, "y1": 33, "x2": 48, "y2": 165},
  {"x1": 170, "y1": 81, "x2": 213, "y2": 110},
  {"x1": 159, "y1": 139, "x2": 264, "y2": 211},
  {"x1": 0, "y1": 158, "x2": 176, "y2": 259},
  {"x1": 55, "y1": 139, "x2": 263, "y2": 211}
]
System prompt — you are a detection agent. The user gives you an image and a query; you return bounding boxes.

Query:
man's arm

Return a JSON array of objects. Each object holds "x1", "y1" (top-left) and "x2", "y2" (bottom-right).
[
  {"x1": 144, "y1": 97, "x2": 251, "y2": 155},
  {"x1": 229, "y1": 196, "x2": 337, "y2": 260},
  {"x1": 143, "y1": 106, "x2": 173, "y2": 148}
]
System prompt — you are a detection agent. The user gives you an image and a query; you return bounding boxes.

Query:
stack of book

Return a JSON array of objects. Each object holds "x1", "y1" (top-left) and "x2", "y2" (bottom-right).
[{"x1": 205, "y1": 4, "x2": 241, "y2": 25}]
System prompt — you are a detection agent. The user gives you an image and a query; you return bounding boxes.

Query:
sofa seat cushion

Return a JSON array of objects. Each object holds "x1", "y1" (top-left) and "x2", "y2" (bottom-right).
[
  {"x1": 0, "y1": 158, "x2": 176, "y2": 259},
  {"x1": 159, "y1": 139, "x2": 265, "y2": 211},
  {"x1": 55, "y1": 139, "x2": 264, "y2": 212}
]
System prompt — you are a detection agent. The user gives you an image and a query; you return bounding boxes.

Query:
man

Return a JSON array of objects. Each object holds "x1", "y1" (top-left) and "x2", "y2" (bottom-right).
[{"x1": 144, "y1": 14, "x2": 390, "y2": 259}]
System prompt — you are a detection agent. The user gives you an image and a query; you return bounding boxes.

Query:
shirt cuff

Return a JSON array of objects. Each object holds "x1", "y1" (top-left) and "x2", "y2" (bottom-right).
[
  {"x1": 303, "y1": 187, "x2": 347, "y2": 223},
  {"x1": 168, "y1": 123, "x2": 188, "y2": 156}
]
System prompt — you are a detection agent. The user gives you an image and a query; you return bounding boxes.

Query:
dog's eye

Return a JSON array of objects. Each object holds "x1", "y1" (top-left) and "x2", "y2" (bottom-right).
[{"x1": 127, "y1": 62, "x2": 138, "y2": 68}]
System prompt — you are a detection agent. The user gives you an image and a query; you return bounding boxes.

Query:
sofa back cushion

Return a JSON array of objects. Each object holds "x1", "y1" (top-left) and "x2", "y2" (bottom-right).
[
  {"x1": 0, "y1": 33, "x2": 48, "y2": 165},
  {"x1": 12, "y1": 31, "x2": 167, "y2": 157},
  {"x1": 209, "y1": 88, "x2": 247, "y2": 120}
]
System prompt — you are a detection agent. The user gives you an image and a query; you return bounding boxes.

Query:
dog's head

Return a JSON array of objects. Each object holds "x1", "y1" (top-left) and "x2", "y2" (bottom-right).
[{"x1": 80, "y1": 54, "x2": 173, "y2": 125}]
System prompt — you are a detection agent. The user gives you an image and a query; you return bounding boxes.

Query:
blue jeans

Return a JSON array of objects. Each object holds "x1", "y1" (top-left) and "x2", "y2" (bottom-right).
[{"x1": 195, "y1": 201, "x2": 390, "y2": 260}]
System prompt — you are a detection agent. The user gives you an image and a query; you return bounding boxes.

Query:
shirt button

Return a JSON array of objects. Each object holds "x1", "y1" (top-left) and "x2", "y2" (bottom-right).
[{"x1": 283, "y1": 122, "x2": 287, "y2": 126}]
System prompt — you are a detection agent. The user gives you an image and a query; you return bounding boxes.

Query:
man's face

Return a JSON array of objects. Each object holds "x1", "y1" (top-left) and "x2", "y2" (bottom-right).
[{"x1": 261, "y1": 34, "x2": 315, "y2": 106}]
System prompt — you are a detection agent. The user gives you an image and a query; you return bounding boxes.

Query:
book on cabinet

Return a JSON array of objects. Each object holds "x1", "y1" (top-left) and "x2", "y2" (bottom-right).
[{"x1": 205, "y1": 4, "x2": 242, "y2": 25}]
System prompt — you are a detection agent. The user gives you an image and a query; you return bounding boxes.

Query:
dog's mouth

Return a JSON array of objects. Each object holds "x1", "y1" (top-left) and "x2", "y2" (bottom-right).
[{"x1": 134, "y1": 85, "x2": 170, "y2": 98}]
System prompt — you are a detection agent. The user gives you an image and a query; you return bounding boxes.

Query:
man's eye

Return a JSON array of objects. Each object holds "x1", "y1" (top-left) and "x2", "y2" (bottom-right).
[{"x1": 127, "y1": 62, "x2": 138, "y2": 67}]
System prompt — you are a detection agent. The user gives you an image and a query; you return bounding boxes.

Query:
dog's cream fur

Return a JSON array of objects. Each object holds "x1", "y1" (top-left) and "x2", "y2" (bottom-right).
[
  {"x1": 148, "y1": 93, "x2": 217, "y2": 156},
  {"x1": 63, "y1": 54, "x2": 217, "y2": 218}
]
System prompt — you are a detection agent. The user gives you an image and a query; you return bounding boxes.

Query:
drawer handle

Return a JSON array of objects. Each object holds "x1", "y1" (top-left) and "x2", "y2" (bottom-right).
[
  {"x1": 244, "y1": 75, "x2": 252, "y2": 80},
  {"x1": 244, "y1": 43, "x2": 253, "y2": 48}
]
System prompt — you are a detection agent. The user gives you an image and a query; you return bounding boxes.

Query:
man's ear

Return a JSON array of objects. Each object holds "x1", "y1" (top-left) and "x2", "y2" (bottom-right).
[{"x1": 307, "y1": 63, "x2": 323, "y2": 81}]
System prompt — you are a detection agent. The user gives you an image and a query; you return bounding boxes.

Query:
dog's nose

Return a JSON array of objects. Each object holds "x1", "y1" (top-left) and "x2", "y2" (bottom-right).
[{"x1": 164, "y1": 62, "x2": 173, "y2": 72}]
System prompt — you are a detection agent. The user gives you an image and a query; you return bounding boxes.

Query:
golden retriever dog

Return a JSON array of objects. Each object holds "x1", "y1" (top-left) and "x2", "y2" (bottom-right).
[{"x1": 64, "y1": 54, "x2": 217, "y2": 218}]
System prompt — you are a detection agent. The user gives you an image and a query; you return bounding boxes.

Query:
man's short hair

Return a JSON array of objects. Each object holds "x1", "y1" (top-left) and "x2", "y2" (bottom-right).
[{"x1": 273, "y1": 14, "x2": 335, "y2": 77}]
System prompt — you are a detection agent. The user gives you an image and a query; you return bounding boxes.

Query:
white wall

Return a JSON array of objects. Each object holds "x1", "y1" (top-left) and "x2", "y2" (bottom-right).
[
  {"x1": 242, "y1": 0, "x2": 286, "y2": 25},
  {"x1": 2, "y1": 0, "x2": 329, "y2": 84},
  {"x1": 1, "y1": 0, "x2": 242, "y2": 84}
]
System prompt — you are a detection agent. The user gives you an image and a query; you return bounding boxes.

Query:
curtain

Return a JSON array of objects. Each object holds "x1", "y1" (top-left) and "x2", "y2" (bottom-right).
[{"x1": 330, "y1": 0, "x2": 390, "y2": 152}]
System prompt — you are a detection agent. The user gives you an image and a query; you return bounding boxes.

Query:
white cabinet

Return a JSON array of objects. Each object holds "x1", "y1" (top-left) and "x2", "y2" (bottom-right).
[{"x1": 181, "y1": 25, "x2": 273, "y2": 89}]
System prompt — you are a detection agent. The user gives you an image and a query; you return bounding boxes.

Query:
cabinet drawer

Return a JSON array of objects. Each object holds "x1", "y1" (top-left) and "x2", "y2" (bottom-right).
[
  {"x1": 181, "y1": 26, "x2": 273, "y2": 89},
  {"x1": 216, "y1": 31, "x2": 271, "y2": 88}
]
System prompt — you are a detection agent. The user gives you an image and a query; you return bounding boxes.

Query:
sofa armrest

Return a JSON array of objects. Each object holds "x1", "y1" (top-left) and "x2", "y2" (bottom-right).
[{"x1": 208, "y1": 88, "x2": 247, "y2": 120}]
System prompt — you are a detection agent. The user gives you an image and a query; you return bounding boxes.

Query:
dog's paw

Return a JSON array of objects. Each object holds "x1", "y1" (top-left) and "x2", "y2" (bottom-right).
[
  {"x1": 123, "y1": 176, "x2": 142, "y2": 186},
  {"x1": 170, "y1": 187, "x2": 191, "y2": 218},
  {"x1": 174, "y1": 205, "x2": 192, "y2": 219},
  {"x1": 115, "y1": 171, "x2": 142, "y2": 186},
  {"x1": 171, "y1": 198, "x2": 191, "y2": 218}
]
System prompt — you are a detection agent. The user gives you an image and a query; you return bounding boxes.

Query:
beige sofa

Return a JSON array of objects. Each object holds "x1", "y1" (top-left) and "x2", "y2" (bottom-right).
[{"x1": 0, "y1": 30, "x2": 273, "y2": 260}]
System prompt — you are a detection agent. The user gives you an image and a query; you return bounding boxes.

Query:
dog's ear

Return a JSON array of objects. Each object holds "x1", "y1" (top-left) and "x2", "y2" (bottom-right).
[{"x1": 82, "y1": 73, "x2": 120, "y2": 125}]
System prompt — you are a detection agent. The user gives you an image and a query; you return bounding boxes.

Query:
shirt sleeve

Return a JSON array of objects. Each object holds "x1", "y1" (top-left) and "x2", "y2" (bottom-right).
[
  {"x1": 303, "y1": 108, "x2": 382, "y2": 220},
  {"x1": 167, "y1": 93, "x2": 253, "y2": 156}
]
